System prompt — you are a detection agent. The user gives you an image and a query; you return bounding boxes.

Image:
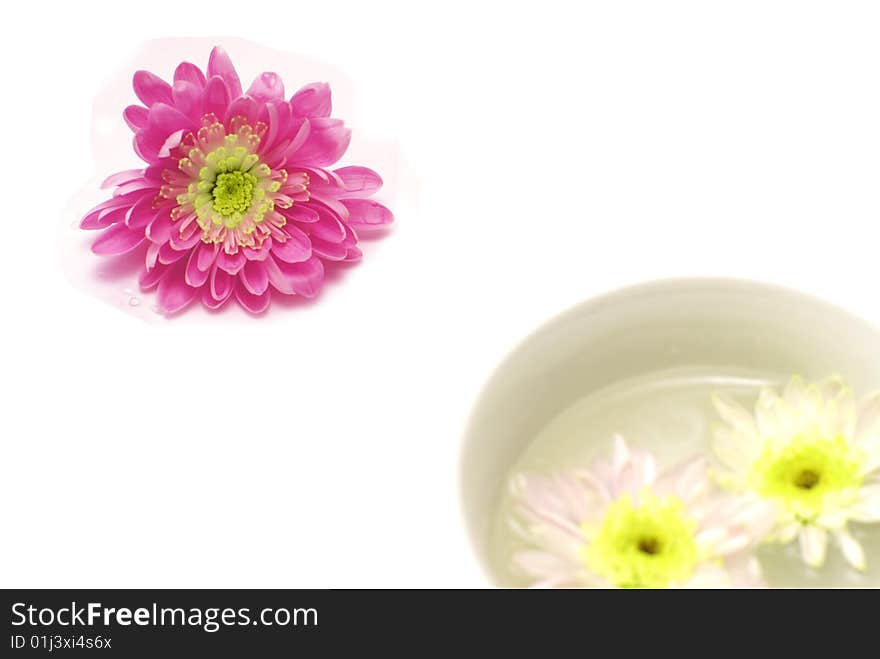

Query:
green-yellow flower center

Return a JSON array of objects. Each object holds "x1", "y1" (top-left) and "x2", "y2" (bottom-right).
[
  {"x1": 583, "y1": 492, "x2": 699, "y2": 588},
  {"x1": 750, "y1": 435, "x2": 864, "y2": 521},
  {"x1": 187, "y1": 146, "x2": 276, "y2": 231},
  {"x1": 212, "y1": 170, "x2": 256, "y2": 215}
]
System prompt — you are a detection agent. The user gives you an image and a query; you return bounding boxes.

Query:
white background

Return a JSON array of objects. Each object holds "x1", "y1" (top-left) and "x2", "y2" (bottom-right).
[{"x1": 2, "y1": 0, "x2": 880, "y2": 587}]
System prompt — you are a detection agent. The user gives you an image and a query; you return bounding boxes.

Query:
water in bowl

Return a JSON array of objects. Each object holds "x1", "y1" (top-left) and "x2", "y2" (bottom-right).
[{"x1": 488, "y1": 366, "x2": 880, "y2": 587}]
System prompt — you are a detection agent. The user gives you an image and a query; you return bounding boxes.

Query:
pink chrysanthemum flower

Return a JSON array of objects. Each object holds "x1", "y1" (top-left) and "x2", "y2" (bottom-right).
[
  {"x1": 80, "y1": 47, "x2": 393, "y2": 314},
  {"x1": 510, "y1": 436, "x2": 776, "y2": 588}
]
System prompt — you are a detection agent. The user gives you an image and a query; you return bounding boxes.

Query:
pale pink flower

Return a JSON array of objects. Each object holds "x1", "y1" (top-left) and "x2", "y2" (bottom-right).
[{"x1": 510, "y1": 436, "x2": 775, "y2": 588}]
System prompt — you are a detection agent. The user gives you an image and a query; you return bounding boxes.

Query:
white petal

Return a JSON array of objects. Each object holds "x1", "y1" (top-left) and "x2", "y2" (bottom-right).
[
  {"x1": 776, "y1": 521, "x2": 800, "y2": 544},
  {"x1": 639, "y1": 450, "x2": 658, "y2": 487},
  {"x1": 615, "y1": 461, "x2": 642, "y2": 496},
  {"x1": 652, "y1": 455, "x2": 710, "y2": 504},
  {"x1": 855, "y1": 392, "x2": 880, "y2": 450},
  {"x1": 724, "y1": 554, "x2": 768, "y2": 589},
  {"x1": 816, "y1": 507, "x2": 849, "y2": 530},
  {"x1": 755, "y1": 388, "x2": 790, "y2": 438},
  {"x1": 711, "y1": 428, "x2": 758, "y2": 472},
  {"x1": 529, "y1": 576, "x2": 572, "y2": 589},
  {"x1": 836, "y1": 529, "x2": 867, "y2": 572},
  {"x1": 610, "y1": 434, "x2": 630, "y2": 476},
  {"x1": 551, "y1": 472, "x2": 597, "y2": 522},
  {"x1": 850, "y1": 485, "x2": 880, "y2": 522},
  {"x1": 733, "y1": 498, "x2": 779, "y2": 541},
  {"x1": 675, "y1": 456, "x2": 709, "y2": 503},
  {"x1": 513, "y1": 549, "x2": 574, "y2": 579},
  {"x1": 526, "y1": 523, "x2": 583, "y2": 561},
  {"x1": 695, "y1": 527, "x2": 728, "y2": 548},
  {"x1": 575, "y1": 469, "x2": 612, "y2": 503},
  {"x1": 784, "y1": 375, "x2": 809, "y2": 409},
  {"x1": 861, "y1": 450, "x2": 880, "y2": 477},
  {"x1": 683, "y1": 564, "x2": 732, "y2": 589},
  {"x1": 712, "y1": 394, "x2": 758, "y2": 436},
  {"x1": 714, "y1": 533, "x2": 750, "y2": 556},
  {"x1": 837, "y1": 393, "x2": 858, "y2": 439},
  {"x1": 799, "y1": 526, "x2": 828, "y2": 568},
  {"x1": 815, "y1": 375, "x2": 848, "y2": 403}
]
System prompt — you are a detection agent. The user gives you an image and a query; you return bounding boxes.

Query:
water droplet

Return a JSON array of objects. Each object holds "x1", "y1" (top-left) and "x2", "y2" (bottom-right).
[{"x1": 128, "y1": 296, "x2": 140, "y2": 307}]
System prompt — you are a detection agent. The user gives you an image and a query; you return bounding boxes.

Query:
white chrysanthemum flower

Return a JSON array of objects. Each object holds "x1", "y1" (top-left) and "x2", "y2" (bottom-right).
[
  {"x1": 510, "y1": 436, "x2": 775, "y2": 588},
  {"x1": 711, "y1": 376, "x2": 880, "y2": 570}
]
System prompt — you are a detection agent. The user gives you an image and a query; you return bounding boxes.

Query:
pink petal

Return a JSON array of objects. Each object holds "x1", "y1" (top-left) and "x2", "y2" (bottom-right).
[
  {"x1": 264, "y1": 256, "x2": 294, "y2": 294},
  {"x1": 275, "y1": 256, "x2": 325, "y2": 297},
  {"x1": 145, "y1": 242, "x2": 160, "y2": 270},
  {"x1": 196, "y1": 242, "x2": 219, "y2": 271},
  {"x1": 290, "y1": 82, "x2": 332, "y2": 118},
  {"x1": 332, "y1": 166, "x2": 383, "y2": 197},
  {"x1": 139, "y1": 262, "x2": 168, "y2": 290},
  {"x1": 203, "y1": 75, "x2": 230, "y2": 120},
  {"x1": 285, "y1": 119, "x2": 311, "y2": 156},
  {"x1": 143, "y1": 164, "x2": 166, "y2": 183},
  {"x1": 243, "y1": 243, "x2": 271, "y2": 261},
  {"x1": 133, "y1": 131, "x2": 156, "y2": 164},
  {"x1": 169, "y1": 229, "x2": 202, "y2": 251},
  {"x1": 270, "y1": 226, "x2": 312, "y2": 263},
  {"x1": 288, "y1": 118, "x2": 350, "y2": 167},
  {"x1": 145, "y1": 213, "x2": 175, "y2": 244},
  {"x1": 240, "y1": 260, "x2": 270, "y2": 295},
  {"x1": 308, "y1": 214, "x2": 347, "y2": 242},
  {"x1": 185, "y1": 248, "x2": 211, "y2": 287},
  {"x1": 260, "y1": 102, "x2": 291, "y2": 154},
  {"x1": 225, "y1": 95, "x2": 259, "y2": 125},
  {"x1": 161, "y1": 130, "x2": 185, "y2": 159},
  {"x1": 235, "y1": 280, "x2": 271, "y2": 314},
  {"x1": 217, "y1": 250, "x2": 246, "y2": 275},
  {"x1": 207, "y1": 46, "x2": 242, "y2": 99},
  {"x1": 310, "y1": 238, "x2": 347, "y2": 261},
  {"x1": 202, "y1": 285, "x2": 231, "y2": 310},
  {"x1": 247, "y1": 72, "x2": 284, "y2": 102},
  {"x1": 158, "y1": 241, "x2": 187, "y2": 265},
  {"x1": 341, "y1": 199, "x2": 394, "y2": 228},
  {"x1": 123, "y1": 105, "x2": 149, "y2": 131},
  {"x1": 281, "y1": 204, "x2": 320, "y2": 224},
  {"x1": 172, "y1": 80, "x2": 203, "y2": 119},
  {"x1": 81, "y1": 205, "x2": 126, "y2": 230},
  {"x1": 174, "y1": 61, "x2": 206, "y2": 88},
  {"x1": 157, "y1": 262, "x2": 199, "y2": 314},
  {"x1": 307, "y1": 192, "x2": 349, "y2": 220},
  {"x1": 113, "y1": 179, "x2": 158, "y2": 197},
  {"x1": 148, "y1": 102, "x2": 194, "y2": 137},
  {"x1": 101, "y1": 169, "x2": 145, "y2": 190},
  {"x1": 133, "y1": 70, "x2": 173, "y2": 107},
  {"x1": 91, "y1": 224, "x2": 145, "y2": 255},
  {"x1": 125, "y1": 196, "x2": 156, "y2": 230},
  {"x1": 210, "y1": 266, "x2": 234, "y2": 301}
]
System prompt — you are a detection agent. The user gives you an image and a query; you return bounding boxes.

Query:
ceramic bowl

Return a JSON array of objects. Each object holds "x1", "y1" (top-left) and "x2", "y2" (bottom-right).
[{"x1": 460, "y1": 278, "x2": 880, "y2": 587}]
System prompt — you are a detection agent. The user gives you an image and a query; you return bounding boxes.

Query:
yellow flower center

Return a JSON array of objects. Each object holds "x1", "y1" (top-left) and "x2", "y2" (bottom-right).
[
  {"x1": 212, "y1": 170, "x2": 257, "y2": 215},
  {"x1": 750, "y1": 435, "x2": 864, "y2": 521},
  {"x1": 184, "y1": 144, "x2": 277, "y2": 231},
  {"x1": 583, "y1": 492, "x2": 699, "y2": 588}
]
